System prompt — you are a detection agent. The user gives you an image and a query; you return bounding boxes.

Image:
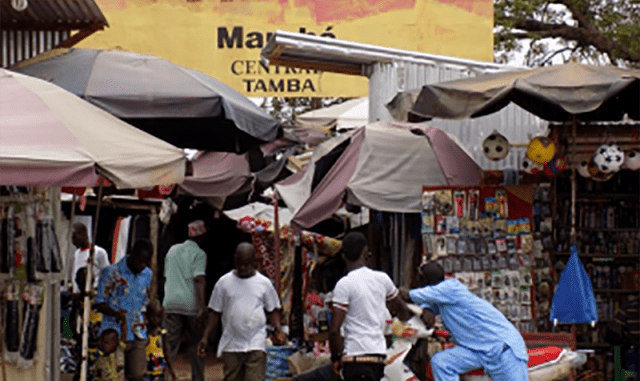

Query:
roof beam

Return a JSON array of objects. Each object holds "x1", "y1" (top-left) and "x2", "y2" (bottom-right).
[{"x1": 55, "y1": 25, "x2": 103, "y2": 48}]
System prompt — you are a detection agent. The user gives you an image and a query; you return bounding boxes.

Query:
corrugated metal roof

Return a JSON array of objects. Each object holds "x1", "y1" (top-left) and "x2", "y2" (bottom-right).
[
  {"x1": 0, "y1": 0, "x2": 108, "y2": 30},
  {"x1": 261, "y1": 31, "x2": 548, "y2": 172},
  {"x1": 261, "y1": 30, "x2": 510, "y2": 76}
]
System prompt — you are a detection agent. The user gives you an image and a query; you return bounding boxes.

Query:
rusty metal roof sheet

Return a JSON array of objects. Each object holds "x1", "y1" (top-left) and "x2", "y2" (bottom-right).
[{"x1": 0, "y1": 0, "x2": 108, "y2": 30}]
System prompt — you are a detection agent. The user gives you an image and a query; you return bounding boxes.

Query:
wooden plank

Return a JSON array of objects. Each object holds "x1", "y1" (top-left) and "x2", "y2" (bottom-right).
[{"x1": 149, "y1": 207, "x2": 159, "y2": 301}]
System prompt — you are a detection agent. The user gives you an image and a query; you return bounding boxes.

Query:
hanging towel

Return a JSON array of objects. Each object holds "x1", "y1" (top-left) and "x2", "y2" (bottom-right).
[{"x1": 550, "y1": 244, "x2": 598, "y2": 324}]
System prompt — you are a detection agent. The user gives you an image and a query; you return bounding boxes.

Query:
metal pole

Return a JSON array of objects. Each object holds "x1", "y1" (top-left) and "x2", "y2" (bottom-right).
[
  {"x1": 79, "y1": 179, "x2": 104, "y2": 381},
  {"x1": 64, "y1": 194, "x2": 78, "y2": 290},
  {"x1": 571, "y1": 117, "x2": 577, "y2": 244},
  {"x1": 273, "y1": 193, "x2": 280, "y2": 295},
  {"x1": 289, "y1": 233, "x2": 303, "y2": 343}
]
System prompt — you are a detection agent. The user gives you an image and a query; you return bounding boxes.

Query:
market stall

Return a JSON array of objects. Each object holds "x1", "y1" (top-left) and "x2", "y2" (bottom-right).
[
  {"x1": 418, "y1": 185, "x2": 537, "y2": 332},
  {"x1": 233, "y1": 215, "x2": 341, "y2": 330},
  {"x1": 388, "y1": 61, "x2": 640, "y2": 378},
  {"x1": 0, "y1": 68, "x2": 186, "y2": 381}
]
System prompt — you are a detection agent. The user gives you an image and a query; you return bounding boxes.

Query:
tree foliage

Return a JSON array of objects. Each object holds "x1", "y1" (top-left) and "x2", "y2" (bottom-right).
[
  {"x1": 494, "y1": 0, "x2": 640, "y2": 67},
  {"x1": 261, "y1": 97, "x2": 353, "y2": 124}
]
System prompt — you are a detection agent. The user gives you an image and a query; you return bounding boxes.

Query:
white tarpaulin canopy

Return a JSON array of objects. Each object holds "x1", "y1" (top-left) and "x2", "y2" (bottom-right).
[
  {"x1": 295, "y1": 98, "x2": 368, "y2": 130},
  {"x1": 224, "y1": 202, "x2": 294, "y2": 226}
]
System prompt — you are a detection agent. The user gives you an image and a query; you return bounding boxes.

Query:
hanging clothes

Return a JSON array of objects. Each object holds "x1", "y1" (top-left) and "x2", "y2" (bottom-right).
[{"x1": 111, "y1": 216, "x2": 132, "y2": 264}]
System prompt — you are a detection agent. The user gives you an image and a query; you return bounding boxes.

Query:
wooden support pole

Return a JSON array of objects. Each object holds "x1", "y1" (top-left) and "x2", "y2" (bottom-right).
[
  {"x1": 571, "y1": 117, "x2": 577, "y2": 244},
  {"x1": 80, "y1": 180, "x2": 104, "y2": 381},
  {"x1": 64, "y1": 194, "x2": 78, "y2": 290},
  {"x1": 149, "y1": 207, "x2": 159, "y2": 301},
  {"x1": 273, "y1": 193, "x2": 280, "y2": 295}
]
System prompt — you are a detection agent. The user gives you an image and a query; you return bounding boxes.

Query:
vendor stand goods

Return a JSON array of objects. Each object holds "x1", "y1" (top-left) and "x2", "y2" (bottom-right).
[
  {"x1": 0, "y1": 187, "x2": 62, "y2": 372},
  {"x1": 420, "y1": 185, "x2": 537, "y2": 332}
]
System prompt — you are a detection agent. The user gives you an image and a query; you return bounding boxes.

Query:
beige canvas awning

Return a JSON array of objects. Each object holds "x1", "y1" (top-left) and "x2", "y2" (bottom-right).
[
  {"x1": 388, "y1": 62, "x2": 640, "y2": 123},
  {"x1": 0, "y1": 69, "x2": 186, "y2": 189}
]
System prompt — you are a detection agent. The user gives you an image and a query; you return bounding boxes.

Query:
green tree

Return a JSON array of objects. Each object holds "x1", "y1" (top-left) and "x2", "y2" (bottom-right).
[
  {"x1": 494, "y1": 0, "x2": 640, "y2": 67},
  {"x1": 261, "y1": 97, "x2": 353, "y2": 124}
]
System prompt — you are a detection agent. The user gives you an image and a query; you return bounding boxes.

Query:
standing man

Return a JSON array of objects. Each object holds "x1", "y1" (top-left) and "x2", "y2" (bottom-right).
[
  {"x1": 197, "y1": 242, "x2": 286, "y2": 381},
  {"x1": 163, "y1": 220, "x2": 208, "y2": 381},
  {"x1": 95, "y1": 239, "x2": 154, "y2": 381},
  {"x1": 401, "y1": 261, "x2": 528, "y2": 381},
  {"x1": 329, "y1": 232, "x2": 411, "y2": 381},
  {"x1": 71, "y1": 222, "x2": 110, "y2": 294}
]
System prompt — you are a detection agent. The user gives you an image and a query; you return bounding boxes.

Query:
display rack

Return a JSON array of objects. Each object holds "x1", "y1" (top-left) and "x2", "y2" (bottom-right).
[
  {"x1": 420, "y1": 185, "x2": 537, "y2": 332},
  {"x1": 531, "y1": 183, "x2": 557, "y2": 334},
  {"x1": 550, "y1": 170, "x2": 640, "y2": 379},
  {"x1": 0, "y1": 187, "x2": 64, "y2": 381}
]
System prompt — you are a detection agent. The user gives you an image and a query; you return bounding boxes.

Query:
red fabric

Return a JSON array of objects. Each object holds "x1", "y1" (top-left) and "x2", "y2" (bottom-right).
[
  {"x1": 304, "y1": 292, "x2": 324, "y2": 311},
  {"x1": 138, "y1": 186, "x2": 171, "y2": 199},
  {"x1": 462, "y1": 346, "x2": 565, "y2": 376},
  {"x1": 526, "y1": 346, "x2": 564, "y2": 368},
  {"x1": 61, "y1": 187, "x2": 86, "y2": 196}
]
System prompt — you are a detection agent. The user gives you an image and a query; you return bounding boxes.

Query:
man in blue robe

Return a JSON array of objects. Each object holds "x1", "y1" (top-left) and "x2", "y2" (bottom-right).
[{"x1": 402, "y1": 262, "x2": 528, "y2": 381}]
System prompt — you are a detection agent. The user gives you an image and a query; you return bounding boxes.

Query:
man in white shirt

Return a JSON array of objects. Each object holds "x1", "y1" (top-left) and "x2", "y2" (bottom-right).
[
  {"x1": 329, "y1": 232, "x2": 411, "y2": 381},
  {"x1": 71, "y1": 222, "x2": 110, "y2": 294},
  {"x1": 197, "y1": 242, "x2": 286, "y2": 381}
]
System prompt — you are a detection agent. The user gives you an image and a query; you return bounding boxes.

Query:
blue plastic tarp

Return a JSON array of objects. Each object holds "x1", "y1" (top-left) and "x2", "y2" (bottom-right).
[{"x1": 550, "y1": 244, "x2": 598, "y2": 324}]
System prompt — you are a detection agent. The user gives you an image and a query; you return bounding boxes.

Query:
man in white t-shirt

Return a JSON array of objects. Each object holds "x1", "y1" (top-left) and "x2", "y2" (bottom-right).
[
  {"x1": 329, "y1": 232, "x2": 411, "y2": 381},
  {"x1": 197, "y1": 242, "x2": 286, "y2": 381},
  {"x1": 71, "y1": 222, "x2": 110, "y2": 294}
]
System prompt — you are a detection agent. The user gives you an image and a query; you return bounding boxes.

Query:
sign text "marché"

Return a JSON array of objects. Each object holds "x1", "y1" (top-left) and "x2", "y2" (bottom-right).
[{"x1": 218, "y1": 26, "x2": 336, "y2": 49}]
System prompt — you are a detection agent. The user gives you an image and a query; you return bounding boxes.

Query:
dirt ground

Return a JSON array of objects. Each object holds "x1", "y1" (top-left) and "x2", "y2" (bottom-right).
[
  {"x1": 60, "y1": 353, "x2": 224, "y2": 381},
  {"x1": 173, "y1": 353, "x2": 224, "y2": 381}
]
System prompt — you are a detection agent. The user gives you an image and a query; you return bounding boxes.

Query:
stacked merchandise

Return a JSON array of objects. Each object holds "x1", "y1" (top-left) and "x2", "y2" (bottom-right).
[
  {"x1": 0, "y1": 186, "x2": 62, "y2": 369},
  {"x1": 531, "y1": 184, "x2": 556, "y2": 333},
  {"x1": 420, "y1": 186, "x2": 536, "y2": 332},
  {"x1": 550, "y1": 171, "x2": 640, "y2": 377}
]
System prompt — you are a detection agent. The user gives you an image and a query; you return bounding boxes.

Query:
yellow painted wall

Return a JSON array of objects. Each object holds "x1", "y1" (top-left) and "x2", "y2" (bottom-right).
[{"x1": 79, "y1": 0, "x2": 494, "y2": 97}]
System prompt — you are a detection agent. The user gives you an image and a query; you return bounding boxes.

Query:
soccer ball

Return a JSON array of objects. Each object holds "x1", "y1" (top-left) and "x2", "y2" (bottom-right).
[
  {"x1": 522, "y1": 157, "x2": 542, "y2": 174},
  {"x1": 543, "y1": 163, "x2": 558, "y2": 178},
  {"x1": 482, "y1": 132, "x2": 510, "y2": 161},
  {"x1": 549, "y1": 155, "x2": 567, "y2": 173},
  {"x1": 593, "y1": 144, "x2": 624, "y2": 173},
  {"x1": 587, "y1": 159, "x2": 601, "y2": 177},
  {"x1": 624, "y1": 150, "x2": 640, "y2": 170},
  {"x1": 526, "y1": 137, "x2": 556, "y2": 165},
  {"x1": 577, "y1": 161, "x2": 592, "y2": 178},
  {"x1": 587, "y1": 158, "x2": 615, "y2": 182}
]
